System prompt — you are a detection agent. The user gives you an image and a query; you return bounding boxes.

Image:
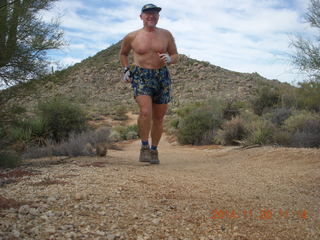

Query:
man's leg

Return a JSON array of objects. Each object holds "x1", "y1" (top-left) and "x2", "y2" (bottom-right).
[
  {"x1": 151, "y1": 103, "x2": 168, "y2": 146},
  {"x1": 149, "y1": 103, "x2": 168, "y2": 164},
  {"x1": 136, "y1": 95, "x2": 153, "y2": 162},
  {"x1": 136, "y1": 95, "x2": 153, "y2": 142}
]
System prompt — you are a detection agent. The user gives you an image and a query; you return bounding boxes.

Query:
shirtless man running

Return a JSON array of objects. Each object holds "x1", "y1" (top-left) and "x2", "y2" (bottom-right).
[{"x1": 119, "y1": 3, "x2": 179, "y2": 164}]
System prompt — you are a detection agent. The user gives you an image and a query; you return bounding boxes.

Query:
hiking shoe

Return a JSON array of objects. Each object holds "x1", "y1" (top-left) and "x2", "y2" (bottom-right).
[
  {"x1": 139, "y1": 146, "x2": 151, "y2": 162},
  {"x1": 150, "y1": 149, "x2": 160, "y2": 164}
]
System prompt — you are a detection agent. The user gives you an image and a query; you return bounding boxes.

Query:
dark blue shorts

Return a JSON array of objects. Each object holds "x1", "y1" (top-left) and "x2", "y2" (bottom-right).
[{"x1": 130, "y1": 65, "x2": 172, "y2": 104}]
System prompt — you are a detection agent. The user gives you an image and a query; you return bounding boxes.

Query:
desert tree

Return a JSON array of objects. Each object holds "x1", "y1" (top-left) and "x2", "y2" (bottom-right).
[
  {"x1": 291, "y1": 0, "x2": 320, "y2": 112},
  {"x1": 0, "y1": 0, "x2": 64, "y2": 86},
  {"x1": 291, "y1": 0, "x2": 320, "y2": 77}
]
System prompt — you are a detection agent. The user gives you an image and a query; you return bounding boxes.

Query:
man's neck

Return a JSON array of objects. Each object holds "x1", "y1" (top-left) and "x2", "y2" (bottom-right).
[{"x1": 143, "y1": 26, "x2": 157, "y2": 32}]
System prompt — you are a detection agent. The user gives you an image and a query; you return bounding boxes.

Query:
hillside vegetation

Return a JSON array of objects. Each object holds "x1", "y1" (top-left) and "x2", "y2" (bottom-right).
[
  {"x1": 1, "y1": 41, "x2": 319, "y2": 168},
  {"x1": 0, "y1": 41, "x2": 291, "y2": 116}
]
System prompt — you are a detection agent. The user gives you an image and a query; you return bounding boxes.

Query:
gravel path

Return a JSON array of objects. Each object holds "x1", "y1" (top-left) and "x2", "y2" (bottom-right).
[{"x1": 1, "y1": 136, "x2": 320, "y2": 240}]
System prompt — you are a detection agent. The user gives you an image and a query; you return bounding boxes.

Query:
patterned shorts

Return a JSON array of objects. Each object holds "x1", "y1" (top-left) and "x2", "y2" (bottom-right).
[{"x1": 130, "y1": 65, "x2": 172, "y2": 104}]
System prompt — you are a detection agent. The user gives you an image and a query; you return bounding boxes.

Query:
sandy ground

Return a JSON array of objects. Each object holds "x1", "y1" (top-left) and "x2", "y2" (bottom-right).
[{"x1": 1, "y1": 133, "x2": 320, "y2": 240}]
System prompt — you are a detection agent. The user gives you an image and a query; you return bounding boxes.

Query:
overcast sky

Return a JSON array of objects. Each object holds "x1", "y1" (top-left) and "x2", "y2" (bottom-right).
[{"x1": 42, "y1": 0, "x2": 314, "y2": 84}]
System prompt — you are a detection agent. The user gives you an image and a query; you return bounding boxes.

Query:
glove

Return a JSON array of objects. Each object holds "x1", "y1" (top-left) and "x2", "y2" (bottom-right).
[
  {"x1": 123, "y1": 67, "x2": 132, "y2": 82},
  {"x1": 159, "y1": 53, "x2": 172, "y2": 65}
]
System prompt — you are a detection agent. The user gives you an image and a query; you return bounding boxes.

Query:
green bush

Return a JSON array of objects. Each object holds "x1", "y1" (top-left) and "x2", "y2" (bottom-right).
[
  {"x1": 113, "y1": 124, "x2": 139, "y2": 140},
  {"x1": 8, "y1": 125, "x2": 32, "y2": 143},
  {"x1": 23, "y1": 127, "x2": 111, "y2": 159},
  {"x1": 284, "y1": 111, "x2": 320, "y2": 148},
  {"x1": 251, "y1": 86, "x2": 281, "y2": 115},
  {"x1": 272, "y1": 130, "x2": 293, "y2": 146},
  {"x1": 244, "y1": 119, "x2": 275, "y2": 145},
  {"x1": 38, "y1": 97, "x2": 87, "y2": 142},
  {"x1": 297, "y1": 79, "x2": 320, "y2": 112},
  {"x1": 8, "y1": 117, "x2": 48, "y2": 146},
  {"x1": 283, "y1": 111, "x2": 319, "y2": 133},
  {"x1": 222, "y1": 100, "x2": 243, "y2": 120},
  {"x1": 175, "y1": 98, "x2": 244, "y2": 145},
  {"x1": 215, "y1": 116, "x2": 248, "y2": 145},
  {"x1": 164, "y1": 116, "x2": 180, "y2": 136},
  {"x1": 175, "y1": 102, "x2": 204, "y2": 118},
  {"x1": 199, "y1": 129, "x2": 217, "y2": 145},
  {"x1": 170, "y1": 118, "x2": 180, "y2": 129},
  {"x1": 292, "y1": 118, "x2": 320, "y2": 148},
  {"x1": 279, "y1": 87, "x2": 298, "y2": 109},
  {"x1": 239, "y1": 109, "x2": 260, "y2": 123},
  {"x1": 264, "y1": 107, "x2": 293, "y2": 126},
  {"x1": 177, "y1": 104, "x2": 223, "y2": 145}
]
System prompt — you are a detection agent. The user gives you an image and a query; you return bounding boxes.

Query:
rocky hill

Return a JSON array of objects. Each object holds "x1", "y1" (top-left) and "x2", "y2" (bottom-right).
[{"x1": 0, "y1": 41, "x2": 292, "y2": 117}]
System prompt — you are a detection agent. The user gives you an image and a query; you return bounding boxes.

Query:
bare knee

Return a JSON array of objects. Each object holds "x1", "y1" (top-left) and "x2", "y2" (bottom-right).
[
  {"x1": 153, "y1": 115, "x2": 165, "y2": 125},
  {"x1": 140, "y1": 108, "x2": 152, "y2": 120}
]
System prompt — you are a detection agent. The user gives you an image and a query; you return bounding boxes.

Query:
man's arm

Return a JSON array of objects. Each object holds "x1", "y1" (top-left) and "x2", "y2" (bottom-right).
[
  {"x1": 119, "y1": 33, "x2": 133, "y2": 68},
  {"x1": 167, "y1": 31, "x2": 179, "y2": 64},
  {"x1": 119, "y1": 33, "x2": 134, "y2": 82}
]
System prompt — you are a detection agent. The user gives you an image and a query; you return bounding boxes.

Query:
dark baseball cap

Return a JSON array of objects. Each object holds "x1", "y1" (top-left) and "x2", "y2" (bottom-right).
[{"x1": 141, "y1": 4, "x2": 161, "y2": 13}]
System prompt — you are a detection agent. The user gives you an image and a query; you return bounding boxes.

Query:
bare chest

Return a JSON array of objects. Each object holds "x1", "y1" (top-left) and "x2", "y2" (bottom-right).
[{"x1": 132, "y1": 31, "x2": 168, "y2": 55}]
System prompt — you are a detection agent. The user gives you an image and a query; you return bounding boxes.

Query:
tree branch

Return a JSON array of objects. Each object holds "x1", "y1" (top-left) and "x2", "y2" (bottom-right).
[{"x1": 0, "y1": 0, "x2": 19, "y2": 10}]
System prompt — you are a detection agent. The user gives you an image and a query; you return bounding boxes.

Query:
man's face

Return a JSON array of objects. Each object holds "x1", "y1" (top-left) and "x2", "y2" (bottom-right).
[{"x1": 140, "y1": 11, "x2": 159, "y2": 27}]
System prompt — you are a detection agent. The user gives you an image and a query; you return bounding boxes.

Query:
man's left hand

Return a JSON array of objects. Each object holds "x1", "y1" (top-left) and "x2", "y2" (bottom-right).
[
  {"x1": 158, "y1": 53, "x2": 172, "y2": 65},
  {"x1": 122, "y1": 67, "x2": 132, "y2": 83}
]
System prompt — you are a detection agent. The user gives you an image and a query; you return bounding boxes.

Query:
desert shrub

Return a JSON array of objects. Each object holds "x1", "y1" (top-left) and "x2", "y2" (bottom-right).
[
  {"x1": 251, "y1": 86, "x2": 281, "y2": 115},
  {"x1": 22, "y1": 127, "x2": 111, "y2": 159},
  {"x1": 277, "y1": 111, "x2": 320, "y2": 148},
  {"x1": 113, "y1": 125, "x2": 139, "y2": 140},
  {"x1": 175, "y1": 98, "x2": 239, "y2": 145},
  {"x1": 199, "y1": 129, "x2": 217, "y2": 145},
  {"x1": 239, "y1": 109, "x2": 260, "y2": 123},
  {"x1": 264, "y1": 107, "x2": 293, "y2": 126},
  {"x1": 222, "y1": 100, "x2": 243, "y2": 120},
  {"x1": 283, "y1": 111, "x2": 319, "y2": 133},
  {"x1": 244, "y1": 119, "x2": 275, "y2": 145},
  {"x1": 126, "y1": 130, "x2": 138, "y2": 140},
  {"x1": 58, "y1": 132, "x2": 96, "y2": 157},
  {"x1": 125, "y1": 125, "x2": 138, "y2": 140},
  {"x1": 297, "y1": 79, "x2": 320, "y2": 112},
  {"x1": 8, "y1": 117, "x2": 48, "y2": 146},
  {"x1": 126, "y1": 124, "x2": 139, "y2": 134},
  {"x1": 272, "y1": 130, "x2": 293, "y2": 146},
  {"x1": 109, "y1": 130, "x2": 121, "y2": 142},
  {"x1": 0, "y1": 151, "x2": 21, "y2": 168},
  {"x1": 177, "y1": 105, "x2": 223, "y2": 145},
  {"x1": 285, "y1": 111, "x2": 320, "y2": 147},
  {"x1": 38, "y1": 97, "x2": 87, "y2": 142},
  {"x1": 175, "y1": 102, "x2": 204, "y2": 118},
  {"x1": 115, "y1": 126, "x2": 128, "y2": 140},
  {"x1": 8, "y1": 124, "x2": 32, "y2": 143},
  {"x1": 177, "y1": 109, "x2": 213, "y2": 145},
  {"x1": 279, "y1": 87, "x2": 298, "y2": 109},
  {"x1": 170, "y1": 118, "x2": 180, "y2": 129},
  {"x1": 215, "y1": 117, "x2": 248, "y2": 145},
  {"x1": 164, "y1": 114, "x2": 180, "y2": 136},
  {"x1": 291, "y1": 118, "x2": 320, "y2": 148}
]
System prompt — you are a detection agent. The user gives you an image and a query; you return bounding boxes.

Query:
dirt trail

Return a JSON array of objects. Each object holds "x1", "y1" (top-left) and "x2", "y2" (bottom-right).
[
  {"x1": 1, "y1": 123, "x2": 320, "y2": 239},
  {"x1": 108, "y1": 135, "x2": 320, "y2": 240}
]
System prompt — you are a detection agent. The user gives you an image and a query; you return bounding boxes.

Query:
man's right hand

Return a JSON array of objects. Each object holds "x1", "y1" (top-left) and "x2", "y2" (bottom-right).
[{"x1": 123, "y1": 67, "x2": 132, "y2": 83}]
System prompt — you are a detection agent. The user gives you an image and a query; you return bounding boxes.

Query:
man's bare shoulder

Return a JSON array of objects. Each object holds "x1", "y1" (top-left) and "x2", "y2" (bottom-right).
[
  {"x1": 157, "y1": 28, "x2": 172, "y2": 34},
  {"x1": 125, "y1": 29, "x2": 142, "y2": 40}
]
